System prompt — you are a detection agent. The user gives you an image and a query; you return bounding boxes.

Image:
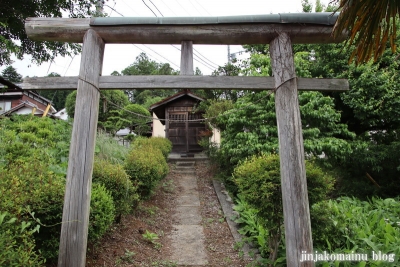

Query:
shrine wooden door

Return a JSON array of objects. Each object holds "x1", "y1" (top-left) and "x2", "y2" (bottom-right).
[{"x1": 167, "y1": 111, "x2": 204, "y2": 153}]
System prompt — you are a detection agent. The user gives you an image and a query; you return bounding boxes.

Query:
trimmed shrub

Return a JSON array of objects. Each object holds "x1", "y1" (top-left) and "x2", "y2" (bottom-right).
[
  {"x1": 0, "y1": 157, "x2": 119, "y2": 261},
  {"x1": 124, "y1": 145, "x2": 169, "y2": 198},
  {"x1": 92, "y1": 159, "x2": 139, "y2": 219},
  {"x1": 233, "y1": 153, "x2": 335, "y2": 263},
  {"x1": 0, "y1": 115, "x2": 127, "y2": 262},
  {"x1": 0, "y1": 158, "x2": 65, "y2": 260},
  {"x1": 233, "y1": 154, "x2": 335, "y2": 219},
  {"x1": 88, "y1": 183, "x2": 116, "y2": 242},
  {"x1": 132, "y1": 137, "x2": 172, "y2": 159},
  {"x1": 0, "y1": 212, "x2": 44, "y2": 267},
  {"x1": 149, "y1": 137, "x2": 172, "y2": 159}
]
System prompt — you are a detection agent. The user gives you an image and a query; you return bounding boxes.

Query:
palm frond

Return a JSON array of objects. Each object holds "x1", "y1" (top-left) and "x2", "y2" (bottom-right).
[{"x1": 333, "y1": 0, "x2": 400, "y2": 64}]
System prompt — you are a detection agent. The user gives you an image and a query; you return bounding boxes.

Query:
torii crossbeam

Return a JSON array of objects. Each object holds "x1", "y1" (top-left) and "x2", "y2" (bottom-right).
[{"x1": 25, "y1": 13, "x2": 347, "y2": 267}]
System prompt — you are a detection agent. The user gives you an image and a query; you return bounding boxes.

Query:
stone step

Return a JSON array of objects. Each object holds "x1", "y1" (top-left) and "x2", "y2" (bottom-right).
[
  {"x1": 176, "y1": 173, "x2": 196, "y2": 175},
  {"x1": 176, "y1": 161, "x2": 195, "y2": 167},
  {"x1": 175, "y1": 165, "x2": 194, "y2": 170},
  {"x1": 174, "y1": 165, "x2": 195, "y2": 172}
]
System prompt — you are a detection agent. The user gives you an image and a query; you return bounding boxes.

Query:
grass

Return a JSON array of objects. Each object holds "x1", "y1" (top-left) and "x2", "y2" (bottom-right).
[
  {"x1": 162, "y1": 179, "x2": 175, "y2": 193},
  {"x1": 115, "y1": 249, "x2": 135, "y2": 265},
  {"x1": 142, "y1": 230, "x2": 162, "y2": 249},
  {"x1": 95, "y1": 131, "x2": 130, "y2": 165}
]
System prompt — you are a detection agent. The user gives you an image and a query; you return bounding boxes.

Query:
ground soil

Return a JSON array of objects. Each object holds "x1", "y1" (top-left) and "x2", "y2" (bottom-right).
[{"x1": 85, "y1": 161, "x2": 254, "y2": 267}]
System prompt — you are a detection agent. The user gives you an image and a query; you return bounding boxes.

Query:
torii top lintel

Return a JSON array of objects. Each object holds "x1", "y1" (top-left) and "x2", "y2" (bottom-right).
[{"x1": 25, "y1": 12, "x2": 346, "y2": 45}]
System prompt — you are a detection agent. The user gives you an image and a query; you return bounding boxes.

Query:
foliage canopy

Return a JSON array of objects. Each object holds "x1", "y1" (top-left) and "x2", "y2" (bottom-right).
[{"x1": 0, "y1": 0, "x2": 104, "y2": 66}]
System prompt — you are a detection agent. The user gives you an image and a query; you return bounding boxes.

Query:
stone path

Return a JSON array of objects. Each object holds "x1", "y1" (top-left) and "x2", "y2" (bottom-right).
[{"x1": 169, "y1": 161, "x2": 208, "y2": 265}]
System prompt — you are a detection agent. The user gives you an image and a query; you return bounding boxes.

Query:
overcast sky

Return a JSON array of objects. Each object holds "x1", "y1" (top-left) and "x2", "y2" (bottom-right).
[{"x1": 1, "y1": 0, "x2": 333, "y2": 78}]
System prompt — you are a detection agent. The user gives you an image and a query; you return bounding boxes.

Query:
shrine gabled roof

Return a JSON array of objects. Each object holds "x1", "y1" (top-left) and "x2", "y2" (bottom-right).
[
  {"x1": 150, "y1": 90, "x2": 205, "y2": 125},
  {"x1": 150, "y1": 90, "x2": 205, "y2": 111},
  {"x1": 90, "y1": 12, "x2": 338, "y2": 26}
]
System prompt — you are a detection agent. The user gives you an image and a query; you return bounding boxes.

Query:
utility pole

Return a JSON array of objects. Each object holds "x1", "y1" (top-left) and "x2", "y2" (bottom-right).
[
  {"x1": 227, "y1": 45, "x2": 231, "y2": 63},
  {"x1": 95, "y1": 0, "x2": 104, "y2": 16}
]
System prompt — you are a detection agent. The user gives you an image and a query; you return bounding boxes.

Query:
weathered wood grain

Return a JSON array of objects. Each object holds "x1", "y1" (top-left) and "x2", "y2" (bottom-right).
[
  {"x1": 270, "y1": 33, "x2": 314, "y2": 267},
  {"x1": 21, "y1": 76, "x2": 349, "y2": 91},
  {"x1": 181, "y1": 40, "x2": 193, "y2": 152},
  {"x1": 180, "y1": 41, "x2": 194, "y2": 76},
  {"x1": 57, "y1": 29, "x2": 104, "y2": 267},
  {"x1": 25, "y1": 17, "x2": 347, "y2": 44}
]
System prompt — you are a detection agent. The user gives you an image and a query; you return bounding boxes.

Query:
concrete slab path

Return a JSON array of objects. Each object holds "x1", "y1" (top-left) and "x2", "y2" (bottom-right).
[{"x1": 169, "y1": 161, "x2": 208, "y2": 265}]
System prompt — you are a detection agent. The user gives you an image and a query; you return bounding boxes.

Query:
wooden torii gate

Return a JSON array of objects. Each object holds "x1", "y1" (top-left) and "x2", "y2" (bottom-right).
[{"x1": 24, "y1": 13, "x2": 347, "y2": 267}]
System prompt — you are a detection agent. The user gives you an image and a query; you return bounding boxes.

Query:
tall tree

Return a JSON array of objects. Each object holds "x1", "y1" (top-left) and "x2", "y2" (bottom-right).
[
  {"x1": 197, "y1": 63, "x2": 243, "y2": 101},
  {"x1": 0, "y1": 0, "x2": 106, "y2": 66},
  {"x1": 333, "y1": 0, "x2": 400, "y2": 63},
  {"x1": 65, "y1": 90, "x2": 130, "y2": 126},
  {"x1": 120, "y1": 104, "x2": 151, "y2": 136},
  {"x1": 0, "y1": 66, "x2": 22, "y2": 83},
  {"x1": 118, "y1": 52, "x2": 178, "y2": 104}
]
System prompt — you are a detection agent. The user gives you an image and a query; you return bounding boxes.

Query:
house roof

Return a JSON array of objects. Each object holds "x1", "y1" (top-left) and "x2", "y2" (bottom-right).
[
  {"x1": 2, "y1": 101, "x2": 45, "y2": 116},
  {"x1": 0, "y1": 77, "x2": 23, "y2": 91},
  {"x1": 0, "y1": 87, "x2": 56, "y2": 114},
  {"x1": 149, "y1": 90, "x2": 205, "y2": 124},
  {"x1": 150, "y1": 90, "x2": 205, "y2": 110}
]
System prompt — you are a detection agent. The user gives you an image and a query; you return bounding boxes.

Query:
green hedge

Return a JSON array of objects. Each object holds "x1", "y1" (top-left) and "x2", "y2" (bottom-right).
[
  {"x1": 92, "y1": 159, "x2": 139, "y2": 219},
  {"x1": 0, "y1": 212, "x2": 44, "y2": 267},
  {"x1": 233, "y1": 153, "x2": 335, "y2": 219},
  {"x1": 132, "y1": 137, "x2": 172, "y2": 160},
  {"x1": 0, "y1": 158, "x2": 65, "y2": 260},
  {"x1": 0, "y1": 157, "x2": 118, "y2": 261},
  {"x1": 88, "y1": 184, "x2": 115, "y2": 242},
  {"x1": 0, "y1": 115, "x2": 137, "y2": 263},
  {"x1": 233, "y1": 153, "x2": 335, "y2": 263},
  {"x1": 124, "y1": 145, "x2": 169, "y2": 198}
]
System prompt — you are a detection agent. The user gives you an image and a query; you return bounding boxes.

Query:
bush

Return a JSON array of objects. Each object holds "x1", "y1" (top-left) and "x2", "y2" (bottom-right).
[
  {"x1": 92, "y1": 159, "x2": 139, "y2": 220},
  {"x1": 132, "y1": 137, "x2": 172, "y2": 160},
  {"x1": 0, "y1": 158, "x2": 65, "y2": 260},
  {"x1": 88, "y1": 183, "x2": 115, "y2": 242},
  {"x1": 0, "y1": 212, "x2": 44, "y2": 267},
  {"x1": 233, "y1": 153, "x2": 335, "y2": 263},
  {"x1": 124, "y1": 145, "x2": 169, "y2": 198},
  {"x1": 0, "y1": 115, "x2": 126, "y2": 262},
  {"x1": 311, "y1": 197, "x2": 400, "y2": 266},
  {"x1": 0, "y1": 157, "x2": 119, "y2": 261},
  {"x1": 0, "y1": 116, "x2": 71, "y2": 168}
]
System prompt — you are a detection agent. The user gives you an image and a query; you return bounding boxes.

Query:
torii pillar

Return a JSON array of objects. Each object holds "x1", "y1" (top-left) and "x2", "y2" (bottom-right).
[
  {"x1": 180, "y1": 40, "x2": 193, "y2": 153},
  {"x1": 270, "y1": 32, "x2": 313, "y2": 266},
  {"x1": 57, "y1": 29, "x2": 104, "y2": 266}
]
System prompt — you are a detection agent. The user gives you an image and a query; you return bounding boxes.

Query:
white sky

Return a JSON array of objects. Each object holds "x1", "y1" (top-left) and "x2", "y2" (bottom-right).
[{"x1": 1, "y1": 0, "x2": 332, "y2": 78}]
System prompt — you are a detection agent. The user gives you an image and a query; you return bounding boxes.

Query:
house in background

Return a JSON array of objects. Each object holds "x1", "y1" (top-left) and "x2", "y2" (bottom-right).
[
  {"x1": 150, "y1": 90, "x2": 220, "y2": 153},
  {"x1": 0, "y1": 88, "x2": 56, "y2": 116},
  {"x1": 0, "y1": 78, "x2": 56, "y2": 116},
  {"x1": 54, "y1": 108, "x2": 68, "y2": 120}
]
